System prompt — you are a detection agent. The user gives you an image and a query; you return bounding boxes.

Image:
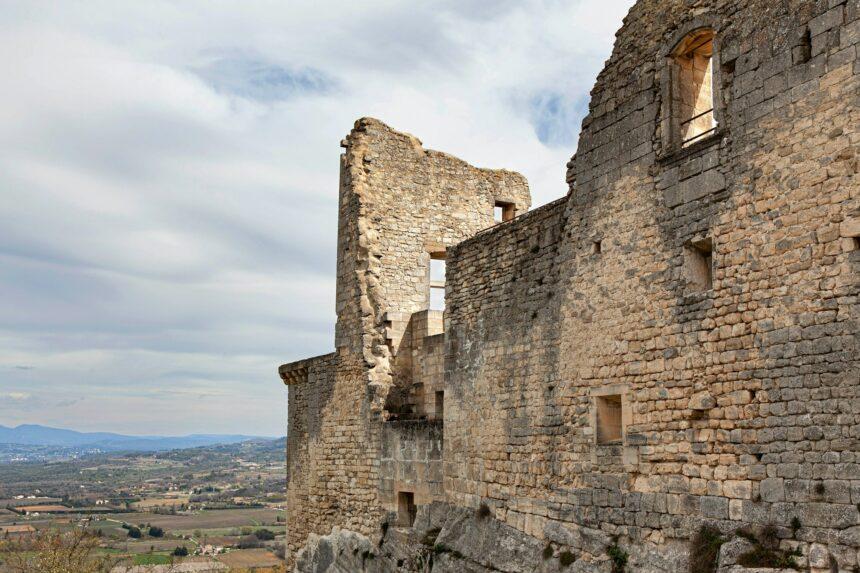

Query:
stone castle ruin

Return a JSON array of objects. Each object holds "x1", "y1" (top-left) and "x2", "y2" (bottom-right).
[{"x1": 279, "y1": 0, "x2": 859, "y2": 570}]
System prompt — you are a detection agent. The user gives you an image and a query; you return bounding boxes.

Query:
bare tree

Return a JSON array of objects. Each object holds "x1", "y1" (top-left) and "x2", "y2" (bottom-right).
[{"x1": 1, "y1": 529, "x2": 116, "y2": 573}]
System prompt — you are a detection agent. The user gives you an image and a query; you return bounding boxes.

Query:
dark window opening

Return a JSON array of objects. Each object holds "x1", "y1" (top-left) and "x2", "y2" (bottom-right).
[
  {"x1": 435, "y1": 391, "x2": 444, "y2": 419},
  {"x1": 494, "y1": 201, "x2": 516, "y2": 223},
  {"x1": 593, "y1": 240, "x2": 602, "y2": 254},
  {"x1": 397, "y1": 491, "x2": 416, "y2": 527},
  {"x1": 852, "y1": 237, "x2": 860, "y2": 251},
  {"x1": 794, "y1": 28, "x2": 812, "y2": 65},
  {"x1": 596, "y1": 395, "x2": 623, "y2": 445},
  {"x1": 685, "y1": 237, "x2": 714, "y2": 292},
  {"x1": 429, "y1": 253, "x2": 446, "y2": 311},
  {"x1": 671, "y1": 29, "x2": 716, "y2": 147}
]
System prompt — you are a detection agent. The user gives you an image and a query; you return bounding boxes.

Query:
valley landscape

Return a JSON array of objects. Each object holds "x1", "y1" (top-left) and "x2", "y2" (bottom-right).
[{"x1": 0, "y1": 429, "x2": 287, "y2": 572}]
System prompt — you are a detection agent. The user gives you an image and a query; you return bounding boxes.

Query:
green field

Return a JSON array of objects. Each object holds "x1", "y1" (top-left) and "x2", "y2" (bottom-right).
[{"x1": 133, "y1": 553, "x2": 173, "y2": 565}]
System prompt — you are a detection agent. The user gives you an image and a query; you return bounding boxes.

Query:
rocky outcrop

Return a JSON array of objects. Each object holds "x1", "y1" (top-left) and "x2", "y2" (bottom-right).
[{"x1": 293, "y1": 502, "x2": 607, "y2": 573}]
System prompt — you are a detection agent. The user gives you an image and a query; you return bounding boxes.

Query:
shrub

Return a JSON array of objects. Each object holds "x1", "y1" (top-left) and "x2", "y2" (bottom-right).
[
  {"x1": 148, "y1": 526, "x2": 164, "y2": 538},
  {"x1": 737, "y1": 545, "x2": 801, "y2": 569},
  {"x1": 237, "y1": 535, "x2": 262, "y2": 549},
  {"x1": 559, "y1": 550, "x2": 576, "y2": 567},
  {"x1": 689, "y1": 525, "x2": 725, "y2": 573},
  {"x1": 790, "y1": 517, "x2": 801, "y2": 536},
  {"x1": 608, "y1": 543, "x2": 628, "y2": 573},
  {"x1": 254, "y1": 528, "x2": 275, "y2": 541},
  {"x1": 127, "y1": 526, "x2": 142, "y2": 539},
  {"x1": 1, "y1": 529, "x2": 117, "y2": 573},
  {"x1": 476, "y1": 503, "x2": 491, "y2": 520},
  {"x1": 173, "y1": 546, "x2": 188, "y2": 557},
  {"x1": 421, "y1": 528, "x2": 441, "y2": 547}
]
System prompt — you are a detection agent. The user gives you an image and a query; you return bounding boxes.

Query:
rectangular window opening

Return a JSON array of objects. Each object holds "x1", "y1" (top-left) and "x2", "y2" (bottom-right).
[
  {"x1": 672, "y1": 30, "x2": 716, "y2": 147},
  {"x1": 429, "y1": 254, "x2": 446, "y2": 311},
  {"x1": 593, "y1": 240, "x2": 602, "y2": 254},
  {"x1": 596, "y1": 395, "x2": 623, "y2": 445},
  {"x1": 435, "y1": 391, "x2": 444, "y2": 419},
  {"x1": 685, "y1": 238, "x2": 713, "y2": 292},
  {"x1": 494, "y1": 201, "x2": 516, "y2": 223},
  {"x1": 793, "y1": 27, "x2": 812, "y2": 65},
  {"x1": 397, "y1": 491, "x2": 416, "y2": 527}
]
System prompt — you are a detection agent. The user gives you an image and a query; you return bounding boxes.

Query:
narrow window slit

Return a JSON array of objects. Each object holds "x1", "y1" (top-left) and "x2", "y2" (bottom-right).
[
  {"x1": 685, "y1": 237, "x2": 714, "y2": 292},
  {"x1": 397, "y1": 491, "x2": 416, "y2": 527},
  {"x1": 429, "y1": 253, "x2": 446, "y2": 311}
]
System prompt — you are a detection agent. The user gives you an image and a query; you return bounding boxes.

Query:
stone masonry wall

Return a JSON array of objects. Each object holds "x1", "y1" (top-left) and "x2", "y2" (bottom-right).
[
  {"x1": 444, "y1": 0, "x2": 859, "y2": 569},
  {"x1": 282, "y1": 118, "x2": 532, "y2": 567},
  {"x1": 379, "y1": 421, "x2": 445, "y2": 520}
]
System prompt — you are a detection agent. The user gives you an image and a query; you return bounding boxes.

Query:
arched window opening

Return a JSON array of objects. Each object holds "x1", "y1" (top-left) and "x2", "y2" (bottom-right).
[{"x1": 671, "y1": 29, "x2": 716, "y2": 147}]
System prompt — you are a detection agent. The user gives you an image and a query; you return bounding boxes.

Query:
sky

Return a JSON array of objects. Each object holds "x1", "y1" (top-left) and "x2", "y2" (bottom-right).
[{"x1": 0, "y1": 0, "x2": 635, "y2": 437}]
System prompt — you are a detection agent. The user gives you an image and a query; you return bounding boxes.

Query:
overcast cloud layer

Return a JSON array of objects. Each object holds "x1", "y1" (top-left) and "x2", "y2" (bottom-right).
[{"x1": 0, "y1": 0, "x2": 635, "y2": 436}]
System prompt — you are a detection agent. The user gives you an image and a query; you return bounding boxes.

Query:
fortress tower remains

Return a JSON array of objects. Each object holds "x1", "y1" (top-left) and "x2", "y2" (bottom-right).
[{"x1": 280, "y1": 0, "x2": 859, "y2": 570}]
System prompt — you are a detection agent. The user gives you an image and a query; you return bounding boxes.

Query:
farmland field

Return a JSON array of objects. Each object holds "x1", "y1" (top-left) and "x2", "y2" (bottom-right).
[
  {"x1": 217, "y1": 548, "x2": 281, "y2": 568},
  {"x1": 99, "y1": 508, "x2": 281, "y2": 530}
]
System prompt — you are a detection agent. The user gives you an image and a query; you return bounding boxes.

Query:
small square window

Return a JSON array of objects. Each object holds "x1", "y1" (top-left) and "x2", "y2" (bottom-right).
[
  {"x1": 685, "y1": 237, "x2": 713, "y2": 292},
  {"x1": 397, "y1": 491, "x2": 416, "y2": 527},
  {"x1": 494, "y1": 201, "x2": 516, "y2": 223},
  {"x1": 596, "y1": 395, "x2": 623, "y2": 445}
]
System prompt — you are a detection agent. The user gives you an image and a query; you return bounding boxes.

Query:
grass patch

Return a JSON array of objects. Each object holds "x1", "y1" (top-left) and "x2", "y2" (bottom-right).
[
  {"x1": 737, "y1": 545, "x2": 801, "y2": 569},
  {"x1": 689, "y1": 525, "x2": 725, "y2": 573},
  {"x1": 734, "y1": 526, "x2": 801, "y2": 570}
]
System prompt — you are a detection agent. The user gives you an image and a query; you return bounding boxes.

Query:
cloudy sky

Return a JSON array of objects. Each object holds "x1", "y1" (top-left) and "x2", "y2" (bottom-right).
[{"x1": 0, "y1": 0, "x2": 634, "y2": 437}]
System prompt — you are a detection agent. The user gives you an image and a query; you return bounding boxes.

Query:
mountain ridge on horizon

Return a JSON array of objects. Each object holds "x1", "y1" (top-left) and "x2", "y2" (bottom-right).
[{"x1": 0, "y1": 423, "x2": 277, "y2": 453}]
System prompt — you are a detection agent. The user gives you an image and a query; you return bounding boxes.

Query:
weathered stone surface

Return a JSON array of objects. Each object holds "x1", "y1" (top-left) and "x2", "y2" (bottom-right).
[
  {"x1": 717, "y1": 537, "x2": 756, "y2": 572},
  {"x1": 281, "y1": 0, "x2": 860, "y2": 571},
  {"x1": 293, "y1": 503, "x2": 591, "y2": 573}
]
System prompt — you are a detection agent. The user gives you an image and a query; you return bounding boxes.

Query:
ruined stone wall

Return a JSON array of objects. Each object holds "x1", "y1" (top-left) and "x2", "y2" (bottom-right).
[
  {"x1": 334, "y1": 118, "x2": 530, "y2": 409},
  {"x1": 445, "y1": 0, "x2": 859, "y2": 569},
  {"x1": 282, "y1": 118, "x2": 531, "y2": 566}
]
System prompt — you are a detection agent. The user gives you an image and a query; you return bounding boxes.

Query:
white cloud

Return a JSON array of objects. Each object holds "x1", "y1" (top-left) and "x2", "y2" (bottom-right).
[{"x1": 0, "y1": 0, "x2": 635, "y2": 435}]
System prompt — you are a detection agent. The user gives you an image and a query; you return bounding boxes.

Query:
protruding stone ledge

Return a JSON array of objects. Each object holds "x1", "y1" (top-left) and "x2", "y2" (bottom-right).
[{"x1": 279, "y1": 352, "x2": 336, "y2": 385}]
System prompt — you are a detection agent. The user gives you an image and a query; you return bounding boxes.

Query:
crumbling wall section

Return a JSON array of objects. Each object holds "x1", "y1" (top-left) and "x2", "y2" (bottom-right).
[{"x1": 334, "y1": 118, "x2": 531, "y2": 416}]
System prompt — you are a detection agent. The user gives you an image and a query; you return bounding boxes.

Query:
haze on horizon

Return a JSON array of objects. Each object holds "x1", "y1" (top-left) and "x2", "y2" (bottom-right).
[{"x1": 0, "y1": 0, "x2": 635, "y2": 436}]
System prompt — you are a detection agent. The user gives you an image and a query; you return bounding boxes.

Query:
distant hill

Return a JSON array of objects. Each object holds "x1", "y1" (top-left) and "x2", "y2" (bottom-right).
[{"x1": 0, "y1": 424, "x2": 274, "y2": 453}]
